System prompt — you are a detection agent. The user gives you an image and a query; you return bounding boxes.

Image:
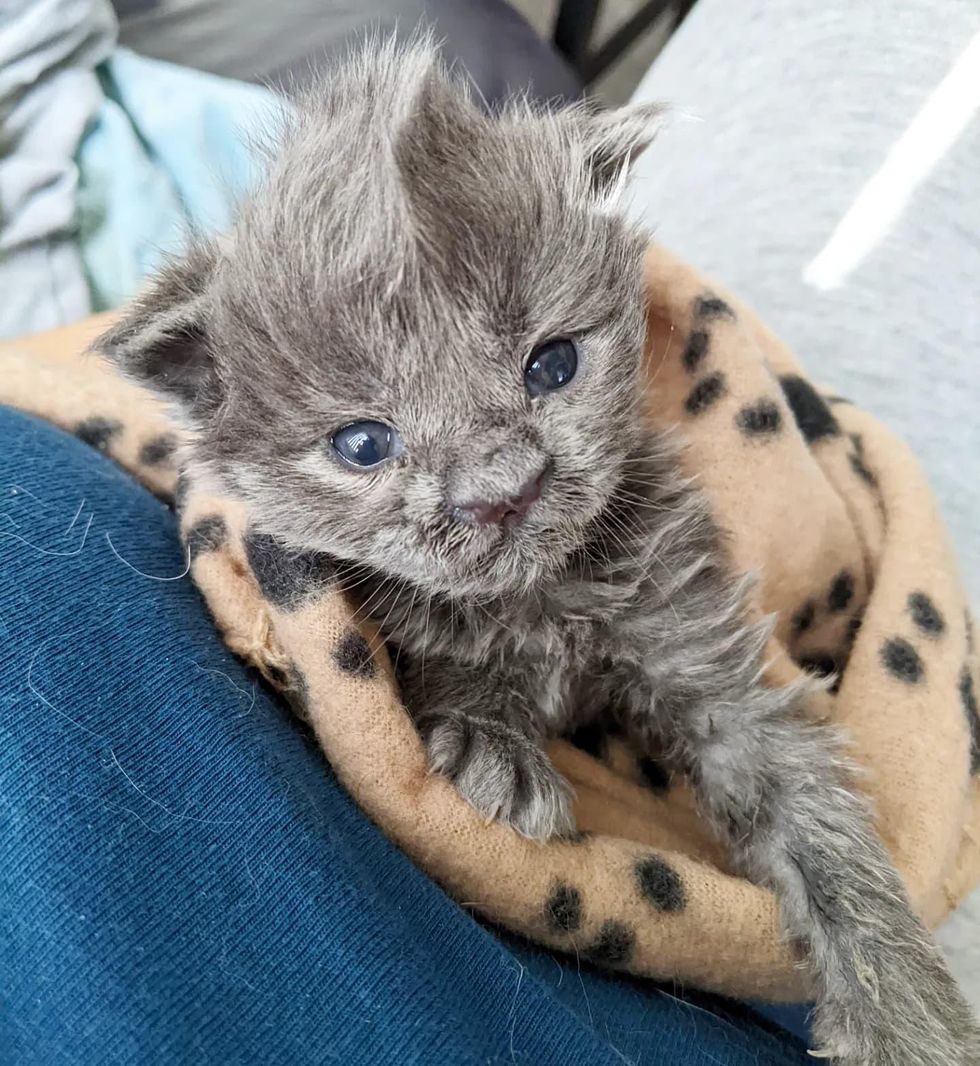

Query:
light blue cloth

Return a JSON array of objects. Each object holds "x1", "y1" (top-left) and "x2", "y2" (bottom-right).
[
  {"x1": 0, "y1": 401, "x2": 811, "y2": 1066},
  {"x1": 0, "y1": 0, "x2": 278, "y2": 339},
  {"x1": 77, "y1": 50, "x2": 280, "y2": 312}
]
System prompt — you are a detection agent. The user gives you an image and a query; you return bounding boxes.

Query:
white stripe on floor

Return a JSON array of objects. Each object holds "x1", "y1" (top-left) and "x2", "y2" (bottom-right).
[{"x1": 804, "y1": 29, "x2": 980, "y2": 291}]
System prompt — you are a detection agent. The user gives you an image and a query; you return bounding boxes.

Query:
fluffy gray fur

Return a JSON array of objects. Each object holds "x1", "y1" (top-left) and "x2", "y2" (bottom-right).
[{"x1": 98, "y1": 40, "x2": 979, "y2": 1066}]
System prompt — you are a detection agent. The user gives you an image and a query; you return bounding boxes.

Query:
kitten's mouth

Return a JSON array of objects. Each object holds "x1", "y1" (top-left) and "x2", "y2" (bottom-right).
[
  {"x1": 425, "y1": 457, "x2": 633, "y2": 595},
  {"x1": 457, "y1": 473, "x2": 598, "y2": 576}
]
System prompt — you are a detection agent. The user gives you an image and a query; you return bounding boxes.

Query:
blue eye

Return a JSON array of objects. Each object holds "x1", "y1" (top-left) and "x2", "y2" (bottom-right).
[
  {"x1": 331, "y1": 420, "x2": 401, "y2": 468},
  {"x1": 524, "y1": 337, "x2": 579, "y2": 397}
]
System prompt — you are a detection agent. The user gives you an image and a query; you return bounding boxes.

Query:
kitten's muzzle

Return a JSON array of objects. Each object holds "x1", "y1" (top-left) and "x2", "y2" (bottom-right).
[{"x1": 451, "y1": 466, "x2": 549, "y2": 530}]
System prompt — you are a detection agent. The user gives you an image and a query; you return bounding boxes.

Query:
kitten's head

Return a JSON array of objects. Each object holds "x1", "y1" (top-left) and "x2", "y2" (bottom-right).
[{"x1": 99, "y1": 41, "x2": 663, "y2": 599}]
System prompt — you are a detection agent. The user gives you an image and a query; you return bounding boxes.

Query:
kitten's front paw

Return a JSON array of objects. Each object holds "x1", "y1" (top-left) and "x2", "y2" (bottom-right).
[{"x1": 422, "y1": 715, "x2": 575, "y2": 841}]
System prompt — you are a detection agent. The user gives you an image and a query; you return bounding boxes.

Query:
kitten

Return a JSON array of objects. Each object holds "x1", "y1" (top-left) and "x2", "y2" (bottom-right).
[{"x1": 98, "y1": 41, "x2": 979, "y2": 1066}]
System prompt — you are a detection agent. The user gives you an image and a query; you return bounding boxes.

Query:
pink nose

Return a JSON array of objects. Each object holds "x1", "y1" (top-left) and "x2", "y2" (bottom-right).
[{"x1": 453, "y1": 469, "x2": 548, "y2": 529}]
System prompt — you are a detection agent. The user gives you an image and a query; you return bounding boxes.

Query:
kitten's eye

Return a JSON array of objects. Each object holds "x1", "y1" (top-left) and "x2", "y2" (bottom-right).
[
  {"x1": 331, "y1": 421, "x2": 401, "y2": 468},
  {"x1": 524, "y1": 337, "x2": 579, "y2": 397}
]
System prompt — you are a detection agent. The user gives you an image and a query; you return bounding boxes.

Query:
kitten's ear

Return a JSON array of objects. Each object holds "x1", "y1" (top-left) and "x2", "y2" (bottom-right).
[
  {"x1": 395, "y1": 51, "x2": 481, "y2": 162},
  {"x1": 575, "y1": 101, "x2": 667, "y2": 194},
  {"x1": 94, "y1": 243, "x2": 220, "y2": 420}
]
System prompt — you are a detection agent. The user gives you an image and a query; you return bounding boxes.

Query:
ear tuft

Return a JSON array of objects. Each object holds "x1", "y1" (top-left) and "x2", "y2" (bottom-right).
[
  {"x1": 94, "y1": 244, "x2": 220, "y2": 418},
  {"x1": 579, "y1": 100, "x2": 668, "y2": 194}
]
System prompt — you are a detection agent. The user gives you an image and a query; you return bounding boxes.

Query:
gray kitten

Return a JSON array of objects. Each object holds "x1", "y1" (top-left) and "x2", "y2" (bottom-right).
[{"x1": 99, "y1": 41, "x2": 979, "y2": 1066}]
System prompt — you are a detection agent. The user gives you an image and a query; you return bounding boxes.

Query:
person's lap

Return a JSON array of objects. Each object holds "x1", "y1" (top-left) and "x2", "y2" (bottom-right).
[{"x1": 0, "y1": 406, "x2": 808, "y2": 1063}]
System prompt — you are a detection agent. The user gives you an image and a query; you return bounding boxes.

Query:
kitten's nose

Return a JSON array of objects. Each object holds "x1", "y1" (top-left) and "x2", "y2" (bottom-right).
[{"x1": 453, "y1": 467, "x2": 549, "y2": 529}]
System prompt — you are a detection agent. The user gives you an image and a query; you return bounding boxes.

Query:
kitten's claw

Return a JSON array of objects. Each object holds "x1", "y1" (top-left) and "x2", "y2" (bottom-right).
[{"x1": 422, "y1": 714, "x2": 575, "y2": 840}]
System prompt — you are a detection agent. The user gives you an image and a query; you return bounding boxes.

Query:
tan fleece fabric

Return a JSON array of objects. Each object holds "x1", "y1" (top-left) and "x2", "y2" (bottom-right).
[{"x1": 3, "y1": 245, "x2": 978, "y2": 1003}]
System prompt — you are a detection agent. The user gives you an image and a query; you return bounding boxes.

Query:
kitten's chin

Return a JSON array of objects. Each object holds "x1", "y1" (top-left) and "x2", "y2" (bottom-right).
[{"x1": 450, "y1": 516, "x2": 596, "y2": 599}]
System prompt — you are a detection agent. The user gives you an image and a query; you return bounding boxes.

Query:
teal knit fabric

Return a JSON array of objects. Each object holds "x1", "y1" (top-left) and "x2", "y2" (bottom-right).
[{"x1": 0, "y1": 406, "x2": 808, "y2": 1065}]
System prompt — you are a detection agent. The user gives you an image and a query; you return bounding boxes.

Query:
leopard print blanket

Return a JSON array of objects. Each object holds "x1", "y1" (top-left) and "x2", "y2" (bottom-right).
[{"x1": 4, "y1": 245, "x2": 978, "y2": 1001}]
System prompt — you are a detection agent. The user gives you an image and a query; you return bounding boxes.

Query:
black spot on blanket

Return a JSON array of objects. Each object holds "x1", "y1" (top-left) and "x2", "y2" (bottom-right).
[
  {"x1": 778, "y1": 375, "x2": 841, "y2": 443},
  {"x1": 908, "y1": 592, "x2": 945, "y2": 637},
  {"x1": 682, "y1": 330, "x2": 710, "y2": 373},
  {"x1": 75, "y1": 416, "x2": 122, "y2": 451},
  {"x1": 846, "y1": 612, "x2": 864, "y2": 647},
  {"x1": 333, "y1": 630, "x2": 376, "y2": 680},
  {"x1": 685, "y1": 373, "x2": 726, "y2": 415},
  {"x1": 585, "y1": 921, "x2": 635, "y2": 966},
  {"x1": 736, "y1": 399, "x2": 782, "y2": 437},
  {"x1": 848, "y1": 435, "x2": 878, "y2": 488},
  {"x1": 960, "y1": 666, "x2": 980, "y2": 775},
  {"x1": 243, "y1": 530, "x2": 335, "y2": 609},
  {"x1": 828, "y1": 571, "x2": 854, "y2": 613},
  {"x1": 849, "y1": 452, "x2": 878, "y2": 487},
  {"x1": 185, "y1": 515, "x2": 228, "y2": 560},
  {"x1": 139, "y1": 433, "x2": 178, "y2": 466},
  {"x1": 881, "y1": 638, "x2": 924, "y2": 684},
  {"x1": 635, "y1": 855, "x2": 685, "y2": 912},
  {"x1": 694, "y1": 294, "x2": 735, "y2": 321},
  {"x1": 545, "y1": 882, "x2": 583, "y2": 933},
  {"x1": 792, "y1": 600, "x2": 816, "y2": 636}
]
